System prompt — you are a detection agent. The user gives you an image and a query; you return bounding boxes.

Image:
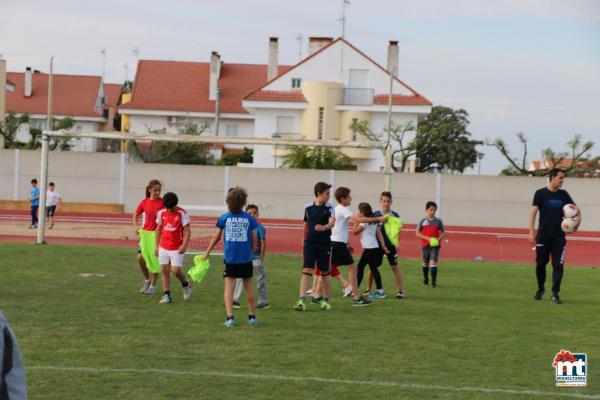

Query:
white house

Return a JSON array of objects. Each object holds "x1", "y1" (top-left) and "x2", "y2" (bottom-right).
[
  {"x1": 5, "y1": 67, "x2": 120, "y2": 151},
  {"x1": 242, "y1": 37, "x2": 432, "y2": 171}
]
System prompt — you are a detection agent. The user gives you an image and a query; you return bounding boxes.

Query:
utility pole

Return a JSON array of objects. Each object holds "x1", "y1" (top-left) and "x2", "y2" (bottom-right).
[
  {"x1": 100, "y1": 48, "x2": 106, "y2": 80},
  {"x1": 383, "y1": 67, "x2": 393, "y2": 191}
]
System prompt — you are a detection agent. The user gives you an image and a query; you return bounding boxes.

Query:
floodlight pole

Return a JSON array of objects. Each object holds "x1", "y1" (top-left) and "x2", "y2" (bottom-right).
[
  {"x1": 37, "y1": 57, "x2": 53, "y2": 244},
  {"x1": 383, "y1": 68, "x2": 393, "y2": 192}
]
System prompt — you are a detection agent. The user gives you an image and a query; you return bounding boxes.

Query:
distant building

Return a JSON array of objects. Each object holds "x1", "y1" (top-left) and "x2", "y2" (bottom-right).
[{"x1": 5, "y1": 67, "x2": 120, "y2": 151}]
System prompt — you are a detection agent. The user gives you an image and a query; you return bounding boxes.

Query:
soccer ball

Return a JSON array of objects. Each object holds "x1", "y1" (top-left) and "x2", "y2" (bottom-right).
[
  {"x1": 563, "y1": 204, "x2": 578, "y2": 219},
  {"x1": 561, "y1": 218, "x2": 576, "y2": 234}
]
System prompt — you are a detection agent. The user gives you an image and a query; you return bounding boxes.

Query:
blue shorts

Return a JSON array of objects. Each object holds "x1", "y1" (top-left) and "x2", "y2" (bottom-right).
[{"x1": 303, "y1": 242, "x2": 331, "y2": 273}]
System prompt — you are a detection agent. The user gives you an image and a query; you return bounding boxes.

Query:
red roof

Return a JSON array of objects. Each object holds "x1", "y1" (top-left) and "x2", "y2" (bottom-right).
[
  {"x1": 373, "y1": 94, "x2": 431, "y2": 106},
  {"x1": 120, "y1": 60, "x2": 293, "y2": 114},
  {"x1": 245, "y1": 90, "x2": 306, "y2": 102},
  {"x1": 104, "y1": 83, "x2": 122, "y2": 110},
  {"x1": 6, "y1": 72, "x2": 104, "y2": 117},
  {"x1": 6, "y1": 78, "x2": 16, "y2": 86},
  {"x1": 244, "y1": 37, "x2": 432, "y2": 106}
]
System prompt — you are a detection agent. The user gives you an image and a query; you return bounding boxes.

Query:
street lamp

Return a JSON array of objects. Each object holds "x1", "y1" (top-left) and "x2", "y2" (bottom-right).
[{"x1": 271, "y1": 133, "x2": 282, "y2": 168}]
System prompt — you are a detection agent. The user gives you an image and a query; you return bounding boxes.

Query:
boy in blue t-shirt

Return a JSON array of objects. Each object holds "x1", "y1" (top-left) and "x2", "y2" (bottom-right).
[
  {"x1": 203, "y1": 187, "x2": 258, "y2": 327},
  {"x1": 233, "y1": 204, "x2": 268, "y2": 309},
  {"x1": 29, "y1": 178, "x2": 40, "y2": 229}
]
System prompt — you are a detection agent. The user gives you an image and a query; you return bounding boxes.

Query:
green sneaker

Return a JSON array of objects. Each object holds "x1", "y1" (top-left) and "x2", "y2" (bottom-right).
[
  {"x1": 293, "y1": 300, "x2": 306, "y2": 311},
  {"x1": 320, "y1": 299, "x2": 332, "y2": 311}
]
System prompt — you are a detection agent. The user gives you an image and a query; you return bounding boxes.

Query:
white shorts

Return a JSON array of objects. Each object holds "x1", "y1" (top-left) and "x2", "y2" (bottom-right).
[{"x1": 158, "y1": 247, "x2": 184, "y2": 267}]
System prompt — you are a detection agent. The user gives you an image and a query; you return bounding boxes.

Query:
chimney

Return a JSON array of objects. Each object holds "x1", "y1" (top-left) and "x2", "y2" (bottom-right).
[
  {"x1": 387, "y1": 41, "x2": 399, "y2": 77},
  {"x1": 308, "y1": 37, "x2": 333, "y2": 55},
  {"x1": 209, "y1": 51, "x2": 221, "y2": 101},
  {"x1": 24, "y1": 67, "x2": 33, "y2": 97},
  {"x1": 268, "y1": 37, "x2": 279, "y2": 81}
]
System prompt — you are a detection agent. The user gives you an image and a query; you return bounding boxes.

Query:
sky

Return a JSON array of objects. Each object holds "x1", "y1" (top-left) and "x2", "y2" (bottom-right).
[{"x1": 2, "y1": 0, "x2": 599, "y2": 175}]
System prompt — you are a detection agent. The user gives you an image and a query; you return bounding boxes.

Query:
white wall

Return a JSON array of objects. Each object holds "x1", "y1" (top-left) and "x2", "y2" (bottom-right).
[
  {"x1": 252, "y1": 108, "x2": 303, "y2": 169},
  {"x1": 15, "y1": 119, "x2": 98, "y2": 152}
]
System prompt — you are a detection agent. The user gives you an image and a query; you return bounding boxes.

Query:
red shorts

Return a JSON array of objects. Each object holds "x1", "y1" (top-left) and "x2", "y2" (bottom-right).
[{"x1": 314, "y1": 266, "x2": 340, "y2": 277}]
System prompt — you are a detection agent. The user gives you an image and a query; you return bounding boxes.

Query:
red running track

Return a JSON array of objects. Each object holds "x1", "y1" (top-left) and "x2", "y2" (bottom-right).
[{"x1": 1, "y1": 210, "x2": 598, "y2": 267}]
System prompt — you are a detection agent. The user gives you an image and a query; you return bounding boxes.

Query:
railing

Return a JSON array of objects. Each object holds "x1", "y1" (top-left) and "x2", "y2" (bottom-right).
[{"x1": 341, "y1": 88, "x2": 374, "y2": 106}]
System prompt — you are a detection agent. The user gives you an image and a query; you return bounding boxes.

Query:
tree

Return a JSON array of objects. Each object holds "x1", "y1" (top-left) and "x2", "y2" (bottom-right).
[
  {"x1": 129, "y1": 122, "x2": 214, "y2": 165},
  {"x1": 415, "y1": 106, "x2": 482, "y2": 173},
  {"x1": 0, "y1": 112, "x2": 74, "y2": 150},
  {"x1": 493, "y1": 133, "x2": 594, "y2": 177},
  {"x1": 351, "y1": 105, "x2": 481, "y2": 173},
  {"x1": 281, "y1": 146, "x2": 353, "y2": 170},
  {"x1": 218, "y1": 148, "x2": 253, "y2": 166},
  {"x1": 0, "y1": 111, "x2": 29, "y2": 149}
]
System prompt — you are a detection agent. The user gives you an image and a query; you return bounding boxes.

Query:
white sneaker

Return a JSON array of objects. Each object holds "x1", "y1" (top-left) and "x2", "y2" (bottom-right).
[
  {"x1": 306, "y1": 289, "x2": 314, "y2": 297},
  {"x1": 342, "y1": 286, "x2": 353, "y2": 298},
  {"x1": 139, "y1": 280, "x2": 151, "y2": 294},
  {"x1": 183, "y1": 282, "x2": 192, "y2": 301},
  {"x1": 159, "y1": 294, "x2": 172, "y2": 304},
  {"x1": 144, "y1": 286, "x2": 156, "y2": 295}
]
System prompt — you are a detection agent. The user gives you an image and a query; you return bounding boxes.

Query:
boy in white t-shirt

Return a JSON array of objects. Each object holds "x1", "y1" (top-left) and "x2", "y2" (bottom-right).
[{"x1": 46, "y1": 182, "x2": 62, "y2": 230}]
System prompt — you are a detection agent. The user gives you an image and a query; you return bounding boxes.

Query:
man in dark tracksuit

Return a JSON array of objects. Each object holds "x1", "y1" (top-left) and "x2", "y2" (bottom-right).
[
  {"x1": 0, "y1": 312, "x2": 27, "y2": 399},
  {"x1": 528, "y1": 168, "x2": 581, "y2": 304}
]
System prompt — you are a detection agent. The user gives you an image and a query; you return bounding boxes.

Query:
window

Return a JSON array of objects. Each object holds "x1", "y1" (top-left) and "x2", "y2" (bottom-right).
[
  {"x1": 225, "y1": 125, "x2": 238, "y2": 137},
  {"x1": 317, "y1": 107, "x2": 324, "y2": 140},
  {"x1": 351, "y1": 118, "x2": 358, "y2": 141},
  {"x1": 75, "y1": 125, "x2": 82, "y2": 132},
  {"x1": 276, "y1": 116, "x2": 294, "y2": 134},
  {"x1": 167, "y1": 116, "x2": 176, "y2": 126},
  {"x1": 291, "y1": 78, "x2": 302, "y2": 89}
]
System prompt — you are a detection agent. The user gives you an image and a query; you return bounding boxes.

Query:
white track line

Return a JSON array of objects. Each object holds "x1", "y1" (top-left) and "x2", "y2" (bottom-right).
[{"x1": 27, "y1": 365, "x2": 599, "y2": 399}]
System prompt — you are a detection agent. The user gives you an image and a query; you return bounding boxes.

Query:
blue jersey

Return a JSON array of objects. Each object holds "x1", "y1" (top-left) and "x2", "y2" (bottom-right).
[
  {"x1": 253, "y1": 223, "x2": 266, "y2": 259},
  {"x1": 375, "y1": 210, "x2": 400, "y2": 249},
  {"x1": 216, "y1": 211, "x2": 258, "y2": 264},
  {"x1": 31, "y1": 187, "x2": 40, "y2": 206},
  {"x1": 303, "y1": 202, "x2": 334, "y2": 244}
]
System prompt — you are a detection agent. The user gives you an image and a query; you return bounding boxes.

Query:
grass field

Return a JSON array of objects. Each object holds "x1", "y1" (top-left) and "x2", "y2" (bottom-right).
[{"x1": 1, "y1": 243, "x2": 598, "y2": 399}]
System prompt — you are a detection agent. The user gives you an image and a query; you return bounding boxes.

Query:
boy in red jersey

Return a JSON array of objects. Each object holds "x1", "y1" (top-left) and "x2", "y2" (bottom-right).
[
  {"x1": 416, "y1": 201, "x2": 445, "y2": 288},
  {"x1": 155, "y1": 192, "x2": 192, "y2": 304}
]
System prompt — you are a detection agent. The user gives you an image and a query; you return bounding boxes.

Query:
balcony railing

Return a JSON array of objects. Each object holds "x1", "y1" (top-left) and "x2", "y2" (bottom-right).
[{"x1": 341, "y1": 88, "x2": 374, "y2": 106}]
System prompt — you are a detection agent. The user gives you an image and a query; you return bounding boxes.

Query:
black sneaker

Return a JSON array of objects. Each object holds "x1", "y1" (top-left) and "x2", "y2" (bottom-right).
[
  {"x1": 551, "y1": 294, "x2": 562, "y2": 304},
  {"x1": 423, "y1": 281, "x2": 429, "y2": 287},
  {"x1": 534, "y1": 288, "x2": 545, "y2": 300},
  {"x1": 256, "y1": 303, "x2": 270, "y2": 309},
  {"x1": 232, "y1": 301, "x2": 241, "y2": 309},
  {"x1": 352, "y1": 297, "x2": 373, "y2": 307},
  {"x1": 311, "y1": 297, "x2": 323, "y2": 305}
]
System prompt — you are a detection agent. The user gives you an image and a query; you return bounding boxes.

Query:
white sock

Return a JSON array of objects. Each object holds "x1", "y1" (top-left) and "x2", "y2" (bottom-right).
[{"x1": 377, "y1": 289, "x2": 384, "y2": 294}]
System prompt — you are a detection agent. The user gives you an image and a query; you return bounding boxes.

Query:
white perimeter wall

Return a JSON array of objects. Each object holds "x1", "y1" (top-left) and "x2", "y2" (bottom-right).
[{"x1": 1, "y1": 149, "x2": 599, "y2": 231}]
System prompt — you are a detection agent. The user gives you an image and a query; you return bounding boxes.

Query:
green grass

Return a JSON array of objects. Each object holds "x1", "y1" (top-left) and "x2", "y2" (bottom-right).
[{"x1": 1, "y1": 243, "x2": 598, "y2": 399}]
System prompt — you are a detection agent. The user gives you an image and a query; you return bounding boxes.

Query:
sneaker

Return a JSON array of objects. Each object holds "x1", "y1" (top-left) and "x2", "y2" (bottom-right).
[
  {"x1": 306, "y1": 289, "x2": 314, "y2": 297},
  {"x1": 423, "y1": 281, "x2": 429, "y2": 287},
  {"x1": 353, "y1": 297, "x2": 373, "y2": 307},
  {"x1": 363, "y1": 289, "x2": 371, "y2": 297},
  {"x1": 224, "y1": 318, "x2": 236, "y2": 327},
  {"x1": 396, "y1": 291, "x2": 405, "y2": 299},
  {"x1": 28, "y1": 225, "x2": 34, "y2": 229},
  {"x1": 371, "y1": 292, "x2": 386, "y2": 299},
  {"x1": 182, "y1": 282, "x2": 192, "y2": 301},
  {"x1": 311, "y1": 297, "x2": 322, "y2": 305},
  {"x1": 342, "y1": 286, "x2": 353, "y2": 298},
  {"x1": 551, "y1": 294, "x2": 562, "y2": 304},
  {"x1": 144, "y1": 286, "x2": 156, "y2": 296},
  {"x1": 248, "y1": 316, "x2": 257, "y2": 326},
  {"x1": 232, "y1": 301, "x2": 241, "y2": 309},
  {"x1": 139, "y1": 280, "x2": 151, "y2": 294},
  {"x1": 256, "y1": 303, "x2": 270, "y2": 309},
  {"x1": 534, "y1": 288, "x2": 545, "y2": 301},
  {"x1": 32, "y1": 224, "x2": 38, "y2": 228},
  {"x1": 159, "y1": 294, "x2": 172, "y2": 304},
  {"x1": 293, "y1": 300, "x2": 306, "y2": 311},
  {"x1": 430, "y1": 284, "x2": 437, "y2": 288},
  {"x1": 48, "y1": 223, "x2": 54, "y2": 230},
  {"x1": 320, "y1": 299, "x2": 332, "y2": 311}
]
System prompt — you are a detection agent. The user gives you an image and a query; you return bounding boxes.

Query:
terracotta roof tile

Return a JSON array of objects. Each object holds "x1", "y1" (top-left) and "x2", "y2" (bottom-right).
[
  {"x1": 6, "y1": 72, "x2": 103, "y2": 117},
  {"x1": 245, "y1": 90, "x2": 306, "y2": 102},
  {"x1": 373, "y1": 94, "x2": 432, "y2": 106},
  {"x1": 104, "y1": 83, "x2": 122, "y2": 110},
  {"x1": 120, "y1": 60, "x2": 293, "y2": 114}
]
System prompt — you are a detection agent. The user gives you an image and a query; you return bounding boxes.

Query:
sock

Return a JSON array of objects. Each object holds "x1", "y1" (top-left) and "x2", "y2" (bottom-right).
[
  {"x1": 323, "y1": 297, "x2": 329, "y2": 302},
  {"x1": 226, "y1": 315, "x2": 234, "y2": 320},
  {"x1": 164, "y1": 290, "x2": 171, "y2": 297},
  {"x1": 300, "y1": 296, "x2": 306, "y2": 303},
  {"x1": 422, "y1": 265, "x2": 429, "y2": 282},
  {"x1": 376, "y1": 289, "x2": 384, "y2": 294},
  {"x1": 182, "y1": 280, "x2": 189, "y2": 288},
  {"x1": 144, "y1": 279, "x2": 150, "y2": 283},
  {"x1": 248, "y1": 314, "x2": 256, "y2": 320},
  {"x1": 431, "y1": 265, "x2": 438, "y2": 284},
  {"x1": 148, "y1": 285, "x2": 155, "y2": 289}
]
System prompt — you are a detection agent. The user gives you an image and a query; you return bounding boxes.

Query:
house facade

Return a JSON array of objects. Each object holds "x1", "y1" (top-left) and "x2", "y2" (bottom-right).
[
  {"x1": 242, "y1": 37, "x2": 432, "y2": 171},
  {"x1": 5, "y1": 67, "x2": 120, "y2": 151}
]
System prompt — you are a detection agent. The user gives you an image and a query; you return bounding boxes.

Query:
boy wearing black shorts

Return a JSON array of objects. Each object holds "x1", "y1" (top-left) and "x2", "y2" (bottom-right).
[
  {"x1": 416, "y1": 201, "x2": 445, "y2": 288},
  {"x1": 294, "y1": 182, "x2": 335, "y2": 311}
]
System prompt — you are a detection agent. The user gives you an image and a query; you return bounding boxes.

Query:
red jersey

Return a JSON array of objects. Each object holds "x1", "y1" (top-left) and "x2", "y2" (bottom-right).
[
  {"x1": 135, "y1": 197, "x2": 164, "y2": 231},
  {"x1": 417, "y1": 217, "x2": 445, "y2": 247},
  {"x1": 156, "y1": 207, "x2": 190, "y2": 250}
]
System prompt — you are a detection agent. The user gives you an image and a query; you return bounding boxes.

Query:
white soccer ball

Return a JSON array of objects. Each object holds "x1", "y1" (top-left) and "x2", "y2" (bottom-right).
[
  {"x1": 561, "y1": 218, "x2": 576, "y2": 234},
  {"x1": 563, "y1": 204, "x2": 578, "y2": 219}
]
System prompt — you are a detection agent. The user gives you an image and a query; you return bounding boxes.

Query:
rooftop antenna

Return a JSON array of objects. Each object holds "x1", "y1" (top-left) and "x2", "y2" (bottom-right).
[
  {"x1": 338, "y1": 0, "x2": 350, "y2": 75},
  {"x1": 295, "y1": 34, "x2": 303, "y2": 61},
  {"x1": 123, "y1": 63, "x2": 129, "y2": 82},
  {"x1": 132, "y1": 46, "x2": 140, "y2": 76},
  {"x1": 100, "y1": 48, "x2": 106, "y2": 80}
]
